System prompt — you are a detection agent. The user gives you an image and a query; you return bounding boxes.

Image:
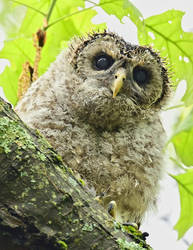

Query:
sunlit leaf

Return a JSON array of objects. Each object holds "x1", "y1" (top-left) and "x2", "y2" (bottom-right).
[
  {"x1": 18, "y1": 0, "x2": 85, "y2": 35},
  {"x1": 188, "y1": 243, "x2": 193, "y2": 250},
  {"x1": 36, "y1": 0, "x2": 106, "y2": 74},
  {"x1": 172, "y1": 170, "x2": 193, "y2": 238},
  {"x1": 18, "y1": 0, "x2": 48, "y2": 36},
  {"x1": 39, "y1": 6, "x2": 106, "y2": 75},
  {"x1": 171, "y1": 106, "x2": 193, "y2": 166},
  {"x1": 0, "y1": 66, "x2": 17, "y2": 105},
  {"x1": 138, "y1": 10, "x2": 193, "y2": 106},
  {"x1": 172, "y1": 129, "x2": 193, "y2": 167},
  {"x1": 0, "y1": 38, "x2": 34, "y2": 105},
  {"x1": 0, "y1": 0, "x2": 105, "y2": 105},
  {"x1": 173, "y1": 106, "x2": 193, "y2": 135},
  {"x1": 99, "y1": 0, "x2": 143, "y2": 28},
  {"x1": 0, "y1": 1, "x2": 26, "y2": 37}
]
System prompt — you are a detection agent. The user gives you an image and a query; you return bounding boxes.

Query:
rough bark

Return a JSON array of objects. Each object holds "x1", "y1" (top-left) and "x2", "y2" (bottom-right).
[{"x1": 0, "y1": 97, "x2": 150, "y2": 250}]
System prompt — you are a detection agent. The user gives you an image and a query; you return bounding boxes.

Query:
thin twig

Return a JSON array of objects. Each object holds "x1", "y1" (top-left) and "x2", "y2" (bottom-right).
[
  {"x1": 44, "y1": 0, "x2": 134, "y2": 30},
  {"x1": 169, "y1": 157, "x2": 188, "y2": 171},
  {"x1": 46, "y1": 0, "x2": 57, "y2": 24},
  {"x1": 164, "y1": 104, "x2": 184, "y2": 110},
  {"x1": 9, "y1": 0, "x2": 46, "y2": 16},
  {"x1": 86, "y1": 0, "x2": 97, "y2": 4},
  {"x1": 45, "y1": 4, "x2": 96, "y2": 30}
]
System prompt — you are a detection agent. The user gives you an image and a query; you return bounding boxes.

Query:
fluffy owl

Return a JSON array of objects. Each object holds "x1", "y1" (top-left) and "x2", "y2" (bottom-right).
[{"x1": 15, "y1": 31, "x2": 170, "y2": 225}]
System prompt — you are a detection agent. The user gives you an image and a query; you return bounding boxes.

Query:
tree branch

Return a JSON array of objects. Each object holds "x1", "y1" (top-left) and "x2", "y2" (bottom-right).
[{"x1": 0, "y1": 97, "x2": 149, "y2": 250}]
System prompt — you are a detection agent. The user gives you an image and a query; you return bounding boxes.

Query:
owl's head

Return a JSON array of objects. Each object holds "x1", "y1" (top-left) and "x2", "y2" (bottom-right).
[{"x1": 62, "y1": 31, "x2": 170, "y2": 130}]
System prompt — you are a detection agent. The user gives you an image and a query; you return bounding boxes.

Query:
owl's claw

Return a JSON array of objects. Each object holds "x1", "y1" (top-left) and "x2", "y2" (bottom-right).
[
  {"x1": 122, "y1": 223, "x2": 149, "y2": 245},
  {"x1": 107, "y1": 200, "x2": 117, "y2": 219},
  {"x1": 95, "y1": 196, "x2": 117, "y2": 219},
  {"x1": 94, "y1": 192, "x2": 105, "y2": 204},
  {"x1": 141, "y1": 232, "x2": 149, "y2": 240}
]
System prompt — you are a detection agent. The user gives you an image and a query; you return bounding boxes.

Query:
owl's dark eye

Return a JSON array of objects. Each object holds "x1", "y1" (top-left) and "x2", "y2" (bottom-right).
[
  {"x1": 93, "y1": 53, "x2": 114, "y2": 70},
  {"x1": 133, "y1": 66, "x2": 150, "y2": 86}
]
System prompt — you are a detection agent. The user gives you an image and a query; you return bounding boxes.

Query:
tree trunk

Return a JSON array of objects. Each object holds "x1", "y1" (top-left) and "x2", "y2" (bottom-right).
[{"x1": 0, "y1": 97, "x2": 150, "y2": 250}]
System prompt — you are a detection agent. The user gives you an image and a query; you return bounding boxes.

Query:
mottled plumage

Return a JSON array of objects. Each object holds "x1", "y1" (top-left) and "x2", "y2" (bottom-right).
[{"x1": 15, "y1": 31, "x2": 170, "y2": 224}]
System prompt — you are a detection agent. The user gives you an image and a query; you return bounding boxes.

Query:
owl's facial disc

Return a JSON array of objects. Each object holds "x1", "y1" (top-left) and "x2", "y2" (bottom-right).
[{"x1": 72, "y1": 32, "x2": 170, "y2": 115}]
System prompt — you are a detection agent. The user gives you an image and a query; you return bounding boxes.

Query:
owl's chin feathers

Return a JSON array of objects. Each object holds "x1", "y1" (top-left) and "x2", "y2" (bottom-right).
[{"x1": 70, "y1": 87, "x2": 150, "y2": 131}]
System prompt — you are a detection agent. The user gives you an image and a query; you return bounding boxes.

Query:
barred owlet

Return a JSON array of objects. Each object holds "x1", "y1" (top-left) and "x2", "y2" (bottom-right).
[{"x1": 15, "y1": 31, "x2": 170, "y2": 225}]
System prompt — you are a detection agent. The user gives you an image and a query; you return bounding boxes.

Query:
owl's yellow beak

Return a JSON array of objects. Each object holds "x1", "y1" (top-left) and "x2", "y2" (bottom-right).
[{"x1": 111, "y1": 68, "x2": 126, "y2": 98}]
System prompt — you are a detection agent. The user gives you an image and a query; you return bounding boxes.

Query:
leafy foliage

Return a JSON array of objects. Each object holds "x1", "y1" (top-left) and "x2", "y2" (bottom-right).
[
  {"x1": 189, "y1": 243, "x2": 193, "y2": 250},
  {"x1": 0, "y1": 0, "x2": 193, "y2": 248},
  {"x1": 137, "y1": 8, "x2": 193, "y2": 245},
  {"x1": 171, "y1": 105, "x2": 193, "y2": 245},
  {"x1": 0, "y1": 0, "x2": 105, "y2": 105},
  {"x1": 0, "y1": 37, "x2": 34, "y2": 104},
  {"x1": 172, "y1": 106, "x2": 193, "y2": 166},
  {"x1": 172, "y1": 171, "x2": 193, "y2": 238},
  {"x1": 99, "y1": 0, "x2": 143, "y2": 27},
  {"x1": 138, "y1": 10, "x2": 193, "y2": 105}
]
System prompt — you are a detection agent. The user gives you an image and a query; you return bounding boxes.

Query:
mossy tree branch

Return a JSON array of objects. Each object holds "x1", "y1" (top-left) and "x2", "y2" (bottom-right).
[{"x1": 0, "y1": 97, "x2": 149, "y2": 250}]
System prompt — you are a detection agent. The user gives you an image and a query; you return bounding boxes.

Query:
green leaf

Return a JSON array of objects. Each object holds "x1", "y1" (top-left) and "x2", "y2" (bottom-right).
[
  {"x1": 0, "y1": 66, "x2": 18, "y2": 105},
  {"x1": 172, "y1": 170, "x2": 193, "y2": 238},
  {"x1": 0, "y1": 38, "x2": 34, "y2": 105},
  {"x1": 99, "y1": 0, "x2": 143, "y2": 28},
  {"x1": 122, "y1": 0, "x2": 144, "y2": 29},
  {"x1": 0, "y1": 0, "x2": 105, "y2": 105},
  {"x1": 173, "y1": 106, "x2": 193, "y2": 135},
  {"x1": 39, "y1": 5, "x2": 106, "y2": 75},
  {"x1": 18, "y1": 0, "x2": 85, "y2": 36},
  {"x1": 10, "y1": 0, "x2": 46, "y2": 16},
  {"x1": 188, "y1": 243, "x2": 193, "y2": 250},
  {"x1": 0, "y1": 1, "x2": 26, "y2": 37},
  {"x1": 172, "y1": 129, "x2": 193, "y2": 166},
  {"x1": 171, "y1": 106, "x2": 193, "y2": 166},
  {"x1": 138, "y1": 10, "x2": 193, "y2": 105},
  {"x1": 18, "y1": 0, "x2": 49, "y2": 36}
]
